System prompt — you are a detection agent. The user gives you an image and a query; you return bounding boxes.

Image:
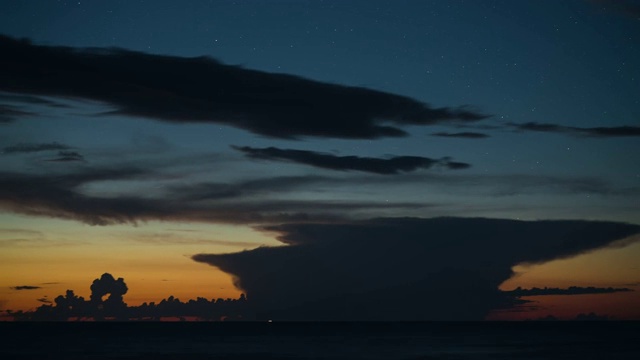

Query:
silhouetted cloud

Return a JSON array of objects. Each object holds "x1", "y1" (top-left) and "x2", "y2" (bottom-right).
[
  {"x1": 90, "y1": 273, "x2": 127, "y2": 308},
  {"x1": 2, "y1": 142, "x2": 73, "y2": 154},
  {"x1": 0, "y1": 169, "x2": 425, "y2": 226},
  {"x1": 0, "y1": 35, "x2": 489, "y2": 140},
  {"x1": 169, "y1": 175, "x2": 327, "y2": 201},
  {"x1": 504, "y1": 286, "x2": 633, "y2": 296},
  {"x1": 431, "y1": 131, "x2": 490, "y2": 139},
  {"x1": 10, "y1": 285, "x2": 41, "y2": 290},
  {"x1": 36, "y1": 297, "x2": 51, "y2": 304},
  {"x1": 509, "y1": 122, "x2": 640, "y2": 137},
  {"x1": 45, "y1": 151, "x2": 85, "y2": 162},
  {"x1": 193, "y1": 217, "x2": 640, "y2": 321},
  {"x1": 234, "y1": 146, "x2": 470, "y2": 174}
]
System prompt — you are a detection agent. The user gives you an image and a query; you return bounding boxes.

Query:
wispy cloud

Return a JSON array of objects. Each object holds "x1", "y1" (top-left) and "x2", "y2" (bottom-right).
[
  {"x1": 0, "y1": 104, "x2": 36, "y2": 123},
  {"x1": 45, "y1": 151, "x2": 85, "y2": 162},
  {"x1": 234, "y1": 146, "x2": 470, "y2": 174},
  {"x1": 509, "y1": 122, "x2": 640, "y2": 138},
  {"x1": 2, "y1": 142, "x2": 73, "y2": 154},
  {"x1": 430, "y1": 131, "x2": 490, "y2": 139}
]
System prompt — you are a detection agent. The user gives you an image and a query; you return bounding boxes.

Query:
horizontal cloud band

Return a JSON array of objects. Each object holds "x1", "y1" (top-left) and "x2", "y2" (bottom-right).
[
  {"x1": 235, "y1": 146, "x2": 470, "y2": 174},
  {"x1": 0, "y1": 35, "x2": 488, "y2": 140}
]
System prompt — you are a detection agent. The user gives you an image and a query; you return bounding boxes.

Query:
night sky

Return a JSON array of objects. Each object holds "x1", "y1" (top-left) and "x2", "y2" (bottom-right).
[{"x1": 1, "y1": 0, "x2": 639, "y2": 321}]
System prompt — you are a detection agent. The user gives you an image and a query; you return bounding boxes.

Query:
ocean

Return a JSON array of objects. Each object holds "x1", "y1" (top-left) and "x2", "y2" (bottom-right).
[{"x1": 1, "y1": 321, "x2": 639, "y2": 359}]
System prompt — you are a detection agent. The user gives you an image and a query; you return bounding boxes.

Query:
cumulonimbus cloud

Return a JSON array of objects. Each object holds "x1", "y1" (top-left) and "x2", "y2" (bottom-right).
[
  {"x1": 234, "y1": 146, "x2": 470, "y2": 174},
  {"x1": 193, "y1": 217, "x2": 640, "y2": 321},
  {"x1": 0, "y1": 35, "x2": 489, "y2": 139}
]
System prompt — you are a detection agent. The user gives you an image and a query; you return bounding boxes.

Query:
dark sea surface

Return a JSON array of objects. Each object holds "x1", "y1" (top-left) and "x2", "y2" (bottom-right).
[{"x1": 1, "y1": 321, "x2": 639, "y2": 359}]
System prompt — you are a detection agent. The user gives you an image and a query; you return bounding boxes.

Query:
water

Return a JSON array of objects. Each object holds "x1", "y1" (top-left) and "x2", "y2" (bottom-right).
[{"x1": 1, "y1": 321, "x2": 639, "y2": 359}]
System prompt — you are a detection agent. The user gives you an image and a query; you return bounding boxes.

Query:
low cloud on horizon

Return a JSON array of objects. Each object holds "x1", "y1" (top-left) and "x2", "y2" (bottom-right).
[{"x1": 193, "y1": 217, "x2": 640, "y2": 321}]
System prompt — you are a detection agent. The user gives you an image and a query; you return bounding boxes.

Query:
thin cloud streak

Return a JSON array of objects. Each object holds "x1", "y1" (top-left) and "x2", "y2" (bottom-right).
[
  {"x1": 234, "y1": 146, "x2": 470, "y2": 174},
  {"x1": 431, "y1": 131, "x2": 490, "y2": 139},
  {"x1": 2, "y1": 142, "x2": 73, "y2": 154},
  {"x1": 509, "y1": 122, "x2": 640, "y2": 138}
]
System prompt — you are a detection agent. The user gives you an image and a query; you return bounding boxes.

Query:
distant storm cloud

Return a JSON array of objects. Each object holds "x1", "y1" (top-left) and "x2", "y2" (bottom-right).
[
  {"x1": 509, "y1": 122, "x2": 640, "y2": 138},
  {"x1": 431, "y1": 131, "x2": 490, "y2": 139},
  {"x1": 193, "y1": 217, "x2": 640, "y2": 321},
  {"x1": 234, "y1": 146, "x2": 470, "y2": 174},
  {"x1": 2, "y1": 142, "x2": 73, "y2": 154},
  {"x1": 0, "y1": 35, "x2": 489, "y2": 140}
]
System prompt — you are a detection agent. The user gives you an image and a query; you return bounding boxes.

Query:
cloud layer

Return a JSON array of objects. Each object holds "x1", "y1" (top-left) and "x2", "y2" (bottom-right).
[
  {"x1": 509, "y1": 122, "x2": 640, "y2": 138},
  {"x1": 235, "y1": 146, "x2": 470, "y2": 174},
  {"x1": 0, "y1": 169, "x2": 424, "y2": 226},
  {"x1": 2, "y1": 142, "x2": 73, "y2": 154},
  {"x1": 0, "y1": 35, "x2": 488, "y2": 139},
  {"x1": 431, "y1": 131, "x2": 490, "y2": 139},
  {"x1": 193, "y1": 217, "x2": 640, "y2": 321}
]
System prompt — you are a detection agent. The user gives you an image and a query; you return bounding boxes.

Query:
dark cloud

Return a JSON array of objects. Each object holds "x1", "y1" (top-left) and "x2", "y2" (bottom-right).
[
  {"x1": 45, "y1": 151, "x2": 85, "y2": 162},
  {"x1": 0, "y1": 35, "x2": 489, "y2": 140},
  {"x1": 509, "y1": 122, "x2": 640, "y2": 138},
  {"x1": 2, "y1": 162, "x2": 634, "y2": 228},
  {"x1": 90, "y1": 273, "x2": 127, "y2": 306},
  {"x1": 2, "y1": 142, "x2": 73, "y2": 154},
  {"x1": 0, "y1": 104, "x2": 35, "y2": 123},
  {"x1": 129, "y1": 232, "x2": 264, "y2": 248},
  {"x1": 0, "y1": 169, "x2": 426, "y2": 226},
  {"x1": 234, "y1": 146, "x2": 470, "y2": 174},
  {"x1": 10, "y1": 285, "x2": 41, "y2": 290},
  {"x1": 11, "y1": 274, "x2": 248, "y2": 321},
  {"x1": 193, "y1": 217, "x2": 639, "y2": 321},
  {"x1": 431, "y1": 131, "x2": 490, "y2": 139},
  {"x1": 504, "y1": 286, "x2": 633, "y2": 296}
]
